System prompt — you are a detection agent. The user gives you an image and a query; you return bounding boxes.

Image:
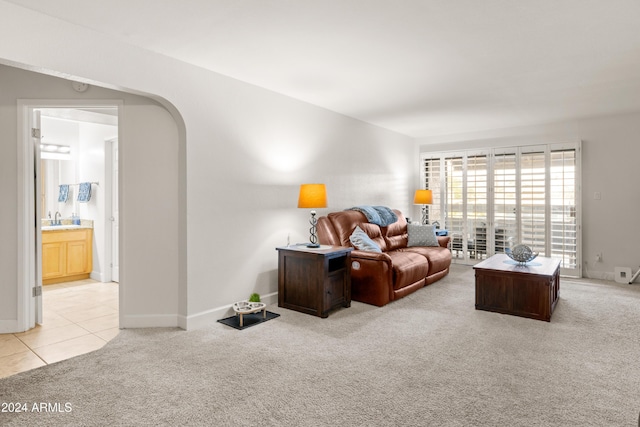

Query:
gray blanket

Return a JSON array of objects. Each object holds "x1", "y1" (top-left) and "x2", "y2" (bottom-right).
[{"x1": 348, "y1": 206, "x2": 398, "y2": 227}]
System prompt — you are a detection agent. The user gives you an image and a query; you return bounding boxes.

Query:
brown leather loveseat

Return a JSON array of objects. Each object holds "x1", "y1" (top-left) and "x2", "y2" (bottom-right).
[{"x1": 317, "y1": 209, "x2": 451, "y2": 306}]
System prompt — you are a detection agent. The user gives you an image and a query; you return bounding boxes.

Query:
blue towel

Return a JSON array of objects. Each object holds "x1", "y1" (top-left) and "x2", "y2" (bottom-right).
[
  {"x1": 58, "y1": 185, "x2": 69, "y2": 202},
  {"x1": 77, "y1": 182, "x2": 92, "y2": 202},
  {"x1": 348, "y1": 206, "x2": 398, "y2": 227}
]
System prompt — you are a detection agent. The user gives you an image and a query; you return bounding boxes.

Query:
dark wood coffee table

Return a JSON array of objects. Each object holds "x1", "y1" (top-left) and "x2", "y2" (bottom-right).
[{"x1": 473, "y1": 254, "x2": 560, "y2": 321}]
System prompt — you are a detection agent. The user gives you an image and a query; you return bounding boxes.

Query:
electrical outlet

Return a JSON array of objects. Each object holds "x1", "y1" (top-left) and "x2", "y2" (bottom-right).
[{"x1": 595, "y1": 253, "x2": 602, "y2": 262}]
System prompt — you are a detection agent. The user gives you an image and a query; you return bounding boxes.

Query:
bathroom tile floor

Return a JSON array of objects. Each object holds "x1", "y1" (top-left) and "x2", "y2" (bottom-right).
[{"x1": 0, "y1": 279, "x2": 119, "y2": 379}]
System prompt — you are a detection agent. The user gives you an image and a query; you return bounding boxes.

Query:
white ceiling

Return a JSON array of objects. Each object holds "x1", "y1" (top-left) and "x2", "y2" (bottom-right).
[{"x1": 8, "y1": 0, "x2": 640, "y2": 138}]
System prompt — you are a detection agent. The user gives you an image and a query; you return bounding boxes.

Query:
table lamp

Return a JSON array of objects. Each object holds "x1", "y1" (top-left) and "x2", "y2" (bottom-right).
[
  {"x1": 297, "y1": 184, "x2": 327, "y2": 248},
  {"x1": 413, "y1": 189, "x2": 433, "y2": 225}
]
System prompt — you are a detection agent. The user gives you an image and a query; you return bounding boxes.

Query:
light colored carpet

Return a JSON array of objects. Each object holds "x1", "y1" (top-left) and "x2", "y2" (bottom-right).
[{"x1": 1, "y1": 265, "x2": 639, "y2": 426}]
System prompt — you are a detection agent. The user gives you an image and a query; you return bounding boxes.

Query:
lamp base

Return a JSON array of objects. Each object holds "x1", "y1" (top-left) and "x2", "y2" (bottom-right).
[
  {"x1": 306, "y1": 210, "x2": 320, "y2": 248},
  {"x1": 421, "y1": 205, "x2": 429, "y2": 225}
]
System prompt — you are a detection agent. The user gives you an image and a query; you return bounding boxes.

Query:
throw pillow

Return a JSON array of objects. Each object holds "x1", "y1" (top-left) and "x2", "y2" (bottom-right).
[
  {"x1": 407, "y1": 224, "x2": 439, "y2": 247},
  {"x1": 349, "y1": 225, "x2": 382, "y2": 252},
  {"x1": 358, "y1": 222, "x2": 387, "y2": 251}
]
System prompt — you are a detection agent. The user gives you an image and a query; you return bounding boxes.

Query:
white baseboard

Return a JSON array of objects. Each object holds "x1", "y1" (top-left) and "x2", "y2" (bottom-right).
[
  {"x1": 182, "y1": 307, "x2": 228, "y2": 331},
  {"x1": 583, "y1": 270, "x2": 616, "y2": 282},
  {"x1": 184, "y1": 292, "x2": 278, "y2": 331},
  {"x1": 0, "y1": 319, "x2": 23, "y2": 334},
  {"x1": 90, "y1": 271, "x2": 105, "y2": 282},
  {"x1": 177, "y1": 314, "x2": 188, "y2": 330},
  {"x1": 120, "y1": 314, "x2": 180, "y2": 329},
  {"x1": 119, "y1": 292, "x2": 278, "y2": 330}
]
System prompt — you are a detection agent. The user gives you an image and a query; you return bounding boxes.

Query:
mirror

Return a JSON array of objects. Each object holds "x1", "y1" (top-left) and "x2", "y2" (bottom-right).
[{"x1": 41, "y1": 159, "x2": 57, "y2": 220}]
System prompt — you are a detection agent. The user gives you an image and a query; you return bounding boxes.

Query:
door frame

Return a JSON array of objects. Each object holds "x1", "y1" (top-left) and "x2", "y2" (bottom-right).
[
  {"x1": 104, "y1": 137, "x2": 119, "y2": 283},
  {"x1": 17, "y1": 99, "x2": 123, "y2": 332}
]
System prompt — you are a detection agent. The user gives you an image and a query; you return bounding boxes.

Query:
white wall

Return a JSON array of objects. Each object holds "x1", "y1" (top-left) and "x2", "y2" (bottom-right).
[
  {"x1": 78, "y1": 120, "x2": 117, "y2": 281},
  {"x1": 0, "y1": 71, "x2": 19, "y2": 324},
  {"x1": 0, "y1": 3, "x2": 417, "y2": 330},
  {"x1": 0, "y1": 64, "x2": 181, "y2": 331},
  {"x1": 417, "y1": 112, "x2": 640, "y2": 280}
]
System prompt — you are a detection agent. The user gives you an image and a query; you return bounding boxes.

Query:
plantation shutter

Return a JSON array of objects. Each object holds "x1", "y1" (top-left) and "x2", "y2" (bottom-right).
[
  {"x1": 467, "y1": 155, "x2": 488, "y2": 260},
  {"x1": 493, "y1": 153, "x2": 517, "y2": 254},
  {"x1": 520, "y1": 150, "x2": 547, "y2": 255},
  {"x1": 420, "y1": 142, "x2": 581, "y2": 277},
  {"x1": 422, "y1": 157, "x2": 442, "y2": 225},
  {"x1": 550, "y1": 149, "x2": 578, "y2": 272},
  {"x1": 444, "y1": 156, "x2": 466, "y2": 257}
]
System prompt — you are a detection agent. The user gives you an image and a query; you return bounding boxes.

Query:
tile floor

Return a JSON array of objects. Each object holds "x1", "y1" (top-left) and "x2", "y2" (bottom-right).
[{"x1": 0, "y1": 279, "x2": 119, "y2": 379}]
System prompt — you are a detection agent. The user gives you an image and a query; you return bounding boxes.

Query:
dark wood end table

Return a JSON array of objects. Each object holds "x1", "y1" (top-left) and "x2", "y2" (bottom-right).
[{"x1": 276, "y1": 245, "x2": 353, "y2": 318}]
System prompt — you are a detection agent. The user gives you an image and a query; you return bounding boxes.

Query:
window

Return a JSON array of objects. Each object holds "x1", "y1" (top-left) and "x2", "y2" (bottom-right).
[
  {"x1": 466, "y1": 155, "x2": 488, "y2": 259},
  {"x1": 550, "y1": 149, "x2": 578, "y2": 270},
  {"x1": 420, "y1": 142, "x2": 581, "y2": 277},
  {"x1": 520, "y1": 150, "x2": 547, "y2": 254},
  {"x1": 493, "y1": 153, "x2": 517, "y2": 256},
  {"x1": 422, "y1": 156, "x2": 441, "y2": 224},
  {"x1": 444, "y1": 156, "x2": 465, "y2": 257}
]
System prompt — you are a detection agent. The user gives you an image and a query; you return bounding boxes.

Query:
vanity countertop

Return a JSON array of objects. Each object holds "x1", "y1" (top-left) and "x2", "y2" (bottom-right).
[
  {"x1": 41, "y1": 218, "x2": 94, "y2": 231},
  {"x1": 42, "y1": 224, "x2": 93, "y2": 231}
]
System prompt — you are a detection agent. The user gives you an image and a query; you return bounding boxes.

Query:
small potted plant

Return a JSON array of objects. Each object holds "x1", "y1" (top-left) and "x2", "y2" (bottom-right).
[{"x1": 249, "y1": 293, "x2": 261, "y2": 303}]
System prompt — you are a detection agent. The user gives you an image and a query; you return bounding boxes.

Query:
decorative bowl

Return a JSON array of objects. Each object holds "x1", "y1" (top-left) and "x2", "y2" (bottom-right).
[{"x1": 505, "y1": 244, "x2": 538, "y2": 264}]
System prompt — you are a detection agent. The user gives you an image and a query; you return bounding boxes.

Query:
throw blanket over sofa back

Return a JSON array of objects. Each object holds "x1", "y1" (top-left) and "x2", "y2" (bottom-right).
[
  {"x1": 348, "y1": 205, "x2": 398, "y2": 227},
  {"x1": 317, "y1": 209, "x2": 452, "y2": 306}
]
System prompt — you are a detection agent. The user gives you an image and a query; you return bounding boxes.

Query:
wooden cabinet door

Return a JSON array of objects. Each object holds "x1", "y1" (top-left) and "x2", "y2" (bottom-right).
[
  {"x1": 66, "y1": 240, "x2": 88, "y2": 275},
  {"x1": 42, "y1": 242, "x2": 65, "y2": 279}
]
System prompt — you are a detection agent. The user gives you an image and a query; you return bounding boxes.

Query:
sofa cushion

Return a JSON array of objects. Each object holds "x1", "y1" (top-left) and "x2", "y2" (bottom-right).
[
  {"x1": 358, "y1": 223, "x2": 387, "y2": 252},
  {"x1": 402, "y1": 246, "x2": 453, "y2": 276},
  {"x1": 349, "y1": 226, "x2": 382, "y2": 253},
  {"x1": 386, "y1": 251, "x2": 429, "y2": 290},
  {"x1": 327, "y1": 210, "x2": 370, "y2": 246},
  {"x1": 383, "y1": 211, "x2": 408, "y2": 250},
  {"x1": 317, "y1": 216, "x2": 340, "y2": 246},
  {"x1": 407, "y1": 224, "x2": 439, "y2": 247}
]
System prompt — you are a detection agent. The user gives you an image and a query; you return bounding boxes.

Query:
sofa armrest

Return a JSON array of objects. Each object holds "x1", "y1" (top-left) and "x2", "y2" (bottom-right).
[
  {"x1": 438, "y1": 236, "x2": 450, "y2": 248},
  {"x1": 348, "y1": 250, "x2": 394, "y2": 306},
  {"x1": 350, "y1": 249, "x2": 392, "y2": 263}
]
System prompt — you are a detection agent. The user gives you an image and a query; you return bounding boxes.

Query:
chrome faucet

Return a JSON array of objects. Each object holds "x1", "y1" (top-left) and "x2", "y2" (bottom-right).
[{"x1": 54, "y1": 211, "x2": 61, "y2": 226}]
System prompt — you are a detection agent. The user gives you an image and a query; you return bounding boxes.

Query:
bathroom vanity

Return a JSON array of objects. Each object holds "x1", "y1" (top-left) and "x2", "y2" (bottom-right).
[{"x1": 42, "y1": 226, "x2": 93, "y2": 285}]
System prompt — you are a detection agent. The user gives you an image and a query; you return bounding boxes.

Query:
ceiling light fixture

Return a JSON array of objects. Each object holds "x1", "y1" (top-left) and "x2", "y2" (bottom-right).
[{"x1": 40, "y1": 144, "x2": 72, "y2": 160}]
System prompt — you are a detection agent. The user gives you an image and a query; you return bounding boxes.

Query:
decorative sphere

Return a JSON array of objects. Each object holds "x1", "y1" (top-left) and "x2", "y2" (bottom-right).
[{"x1": 505, "y1": 244, "x2": 538, "y2": 263}]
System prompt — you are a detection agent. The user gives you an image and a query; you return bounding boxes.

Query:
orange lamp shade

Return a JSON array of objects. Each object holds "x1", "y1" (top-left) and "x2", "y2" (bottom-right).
[
  {"x1": 413, "y1": 189, "x2": 433, "y2": 205},
  {"x1": 297, "y1": 184, "x2": 327, "y2": 209}
]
